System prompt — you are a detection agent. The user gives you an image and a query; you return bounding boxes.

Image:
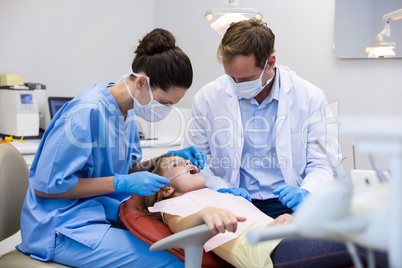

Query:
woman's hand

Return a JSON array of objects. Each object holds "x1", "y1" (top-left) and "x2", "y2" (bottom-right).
[
  {"x1": 199, "y1": 207, "x2": 247, "y2": 234},
  {"x1": 114, "y1": 171, "x2": 170, "y2": 196},
  {"x1": 267, "y1": 213, "x2": 293, "y2": 226}
]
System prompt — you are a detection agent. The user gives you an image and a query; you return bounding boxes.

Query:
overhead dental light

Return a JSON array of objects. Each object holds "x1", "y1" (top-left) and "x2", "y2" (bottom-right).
[
  {"x1": 365, "y1": 8, "x2": 402, "y2": 58},
  {"x1": 205, "y1": 0, "x2": 263, "y2": 35}
]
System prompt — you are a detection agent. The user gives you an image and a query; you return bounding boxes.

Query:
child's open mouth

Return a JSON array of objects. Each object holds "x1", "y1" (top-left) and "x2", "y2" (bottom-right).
[{"x1": 189, "y1": 166, "x2": 198, "y2": 174}]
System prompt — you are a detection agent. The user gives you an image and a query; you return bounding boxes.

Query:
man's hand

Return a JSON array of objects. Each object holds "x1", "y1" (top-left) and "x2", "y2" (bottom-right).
[
  {"x1": 217, "y1": 187, "x2": 252, "y2": 202},
  {"x1": 273, "y1": 185, "x2": 310, "y2": 210}
]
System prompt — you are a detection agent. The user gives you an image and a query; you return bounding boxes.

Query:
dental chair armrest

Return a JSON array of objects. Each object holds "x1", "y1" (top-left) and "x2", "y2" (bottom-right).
[
  {"x1": 247, "y1": 224, "x2": 299, "y2": 245},
  {"x1": 150, "y1": 224, "x2": 216, "y2": 268}
]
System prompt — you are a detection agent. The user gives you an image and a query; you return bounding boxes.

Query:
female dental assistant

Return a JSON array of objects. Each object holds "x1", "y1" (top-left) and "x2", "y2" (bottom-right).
[{"x1": 17, "y1": 28, "x2": 204, "y2": 267}]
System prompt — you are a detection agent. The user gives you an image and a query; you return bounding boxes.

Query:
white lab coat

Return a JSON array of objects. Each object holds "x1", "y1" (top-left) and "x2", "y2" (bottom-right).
[{"x1": 183, "y1": 66, "x2": 341, "y2": 194}]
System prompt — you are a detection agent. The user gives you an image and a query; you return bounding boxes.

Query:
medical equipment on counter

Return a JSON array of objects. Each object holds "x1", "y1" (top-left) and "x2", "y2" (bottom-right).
[
  {"x1": 0, "y1": 87, "x2": 39, "y2": 137},
  {"x1": 0, "y1": 75, "x2": 47, "y2": 138},
  {"x1": 26, "y1": 83, "x2": 47, "y2": 131},
  {"x1": 0, "y1": 74, "x2": 24, "y2": 87},
  {"x1": 48, "y1": 96, "x2": 73, "y2": 119}
]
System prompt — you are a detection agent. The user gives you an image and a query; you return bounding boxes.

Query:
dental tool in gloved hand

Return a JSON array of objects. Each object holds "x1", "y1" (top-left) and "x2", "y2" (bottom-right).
[
  {"x1": 114, "y1": 171, "x2": 170, "y2": 196},
  {"x1": 197, "y1": 155, "x2": 212, "y2": 173},
  {"x1": 168, "y1": 167, "x2": 189, "y2": 180},
  {"x1": 197, "y1": 163, "x2": 209, "y2": 173}
]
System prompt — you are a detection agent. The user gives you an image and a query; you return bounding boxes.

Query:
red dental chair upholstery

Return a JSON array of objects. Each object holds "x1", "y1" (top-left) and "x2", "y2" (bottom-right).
[{"x1": 119, "y1": 195, "x2": 232, "y2": 268}]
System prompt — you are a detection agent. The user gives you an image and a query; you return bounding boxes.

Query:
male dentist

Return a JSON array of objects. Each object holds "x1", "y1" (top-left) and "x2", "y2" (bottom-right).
[{"x1": 183, "y1": 19, "x2": 341, "y2": 218}]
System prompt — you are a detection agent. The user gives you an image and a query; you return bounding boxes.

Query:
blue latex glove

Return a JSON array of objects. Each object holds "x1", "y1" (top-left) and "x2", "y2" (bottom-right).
[
  {"x1": 114, "y1": 171, "x2": 170, "y2": 196},
  {"x1": 273, "y1": 185, "x2": 310, "y2": 210},
  {"x1": 217, "y1": 187, "x2": 252, "y2": 202},
  {"x1": 166, "y1": 146, "x2": 207, "y2": 169}
]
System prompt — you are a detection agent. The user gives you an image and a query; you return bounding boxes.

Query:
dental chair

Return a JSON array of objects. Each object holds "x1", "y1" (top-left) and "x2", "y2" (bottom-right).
[
  {"x1": 119, "y1": 195, "x2": 232, "y2": 268},
  {"x1": 0, "y1": 144, "x2": 68, "y2": 267}
]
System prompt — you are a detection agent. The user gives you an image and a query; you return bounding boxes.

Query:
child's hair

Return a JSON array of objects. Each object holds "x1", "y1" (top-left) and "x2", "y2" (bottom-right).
[{"x1": 139, "y1": 155, "x2": 172, "y2": 221}]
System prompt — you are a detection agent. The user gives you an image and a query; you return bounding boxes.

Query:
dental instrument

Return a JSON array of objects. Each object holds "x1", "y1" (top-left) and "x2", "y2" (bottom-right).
[
  {"x1": 352, "y1": 142, "x2": 357, "y2": 169},
  {"x1": 368, "y1": 153, "x2": 388, "y2": 183},
  {"x1": 197, "y1": 154, "x2": 211, "y2": 173},
  {"x1": 168, "y1": 167, "x2": 189, "y2": 180},
  {"x1": 197, "y1": 164, "x2": 208, "y2": 173}
]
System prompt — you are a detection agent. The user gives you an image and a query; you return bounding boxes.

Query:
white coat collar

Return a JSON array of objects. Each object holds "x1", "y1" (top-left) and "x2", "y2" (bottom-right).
[{"x1": 224, "y1": 76, "x2": 243, "y2": 131}]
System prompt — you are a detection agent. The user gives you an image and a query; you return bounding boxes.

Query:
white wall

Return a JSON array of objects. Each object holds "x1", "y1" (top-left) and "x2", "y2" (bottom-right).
[
  {"x1": 154, "y1": 0, "x2": 402, "y2": 174},
  {"x1": 0, "y1": 0, "x2": 401, "y2": 173},
  {"x1": 0, "y1": 0, "x2": 155, "y2": 97}
]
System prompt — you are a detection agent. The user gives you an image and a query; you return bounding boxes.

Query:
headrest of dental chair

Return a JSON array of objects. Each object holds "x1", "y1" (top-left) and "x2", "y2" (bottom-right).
[{"x1": 119, "y1": 195, "x2": 231, "y2": 268}]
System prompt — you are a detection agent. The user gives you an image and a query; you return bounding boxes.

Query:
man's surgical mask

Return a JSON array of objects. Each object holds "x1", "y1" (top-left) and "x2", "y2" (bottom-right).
[
  {"x1": 124, "y1": 72, "x2": 172, "y2": 122},
  {"x1": 229, "y1": 59, "x2": 273, "y2": 99}
]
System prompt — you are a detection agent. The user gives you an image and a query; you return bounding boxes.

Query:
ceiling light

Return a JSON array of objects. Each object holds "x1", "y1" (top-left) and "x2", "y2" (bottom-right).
[{"x1": 205, "y1": 0, "x2": 263, "y2": 35}]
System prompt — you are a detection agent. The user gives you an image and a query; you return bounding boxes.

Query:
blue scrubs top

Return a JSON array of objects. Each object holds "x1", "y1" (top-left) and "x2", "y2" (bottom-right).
[{"x1": 17, "y1": 83, "x2": 142, "y2": 261}]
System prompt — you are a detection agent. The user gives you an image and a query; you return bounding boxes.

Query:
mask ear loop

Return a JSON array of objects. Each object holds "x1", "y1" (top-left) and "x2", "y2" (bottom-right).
[
  {"x1": 119, "y1": 71, "x2": 153, "y2": 101},
  {"x1": 145, "y1": 77, "x2": 154, "y2": 101},
  {"x1": 124, "y1": 80, "x2": 135, "y2": 99},
  {"x1": 260, "y1": 57, "x2": 273, "y2": 88},
  {"x1": 132, "y1": 72, "x2": 154, "y2": 103}
]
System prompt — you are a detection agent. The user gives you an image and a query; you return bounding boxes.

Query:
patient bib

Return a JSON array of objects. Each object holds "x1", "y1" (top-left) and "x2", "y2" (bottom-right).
[{"x1": 148, "y1": 188, "x2": 272, "y2": 251}]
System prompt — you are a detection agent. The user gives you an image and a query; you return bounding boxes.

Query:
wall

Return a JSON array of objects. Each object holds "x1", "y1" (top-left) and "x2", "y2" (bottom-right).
[
  {"x1": 0, "y1": 0, "x2": 155, "y2": 98},
  {"x1": 154, "y1": 0, "x2": 402, "y2": 174}
]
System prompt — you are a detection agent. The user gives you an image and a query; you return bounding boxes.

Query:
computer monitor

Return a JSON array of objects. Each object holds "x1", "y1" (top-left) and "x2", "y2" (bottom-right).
[{"x1": 48, "y1": 97, "x2": 73, "y2": 119}]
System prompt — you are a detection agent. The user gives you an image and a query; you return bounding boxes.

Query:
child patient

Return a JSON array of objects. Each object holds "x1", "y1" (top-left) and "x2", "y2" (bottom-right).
[
  {"x1": 140, "y1": 155, "x2": 289, "y2": 268},
  {"x1": 140, "y1": 155, "x2": 390, "y2": 268}
]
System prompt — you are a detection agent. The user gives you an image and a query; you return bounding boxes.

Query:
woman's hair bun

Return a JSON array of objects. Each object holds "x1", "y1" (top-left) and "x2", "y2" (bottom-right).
[{"x1": 135, "y1": 28, "x2": 176, "y2": 56}]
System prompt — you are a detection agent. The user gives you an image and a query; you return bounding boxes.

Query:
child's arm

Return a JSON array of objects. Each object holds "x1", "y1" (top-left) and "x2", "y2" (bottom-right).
[{"x1": 165, "y1": 207, "x2": 247, "y2": 235}]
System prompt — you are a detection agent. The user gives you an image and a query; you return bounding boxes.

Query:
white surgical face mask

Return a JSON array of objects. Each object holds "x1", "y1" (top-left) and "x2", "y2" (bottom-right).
[
  {"x1": 229, "y1": 59, "x2": 273, "y2": 99},
  {"x1": 124, "y1": 72, "x2": 172, "y2": 122}
]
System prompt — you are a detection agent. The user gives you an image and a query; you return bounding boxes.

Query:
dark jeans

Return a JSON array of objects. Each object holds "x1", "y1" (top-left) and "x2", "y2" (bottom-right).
[
  {"x1": 252, "y1": 198, "x2": 293, "y2": 218},
  {"x1": 271, "y1": 238, "x2": 389, "y2": 268}
]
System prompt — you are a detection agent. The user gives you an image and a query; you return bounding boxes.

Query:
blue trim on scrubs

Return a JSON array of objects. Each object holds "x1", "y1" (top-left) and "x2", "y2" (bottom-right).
[{"x1": 17, "y1": 84, "x2": 148, "y2": 263}]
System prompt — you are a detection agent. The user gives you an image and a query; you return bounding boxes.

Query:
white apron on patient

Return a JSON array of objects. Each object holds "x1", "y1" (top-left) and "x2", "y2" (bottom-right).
[
  {"x1": 149, "y1": 188, "x2": 270, "y2": 251},
  {"x1": 149, "y1": 188, "x2": 283, "y2": 268}
]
